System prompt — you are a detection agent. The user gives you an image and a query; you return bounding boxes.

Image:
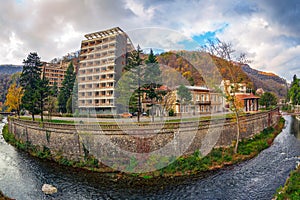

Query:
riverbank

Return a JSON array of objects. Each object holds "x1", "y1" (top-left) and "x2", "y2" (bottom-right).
[
  {"x1": 0, "y1": 190, "x2": 13, "y2": 200},
  {"x1": 123, "y1": 117, "x2": 285, "y2": 181},
  {"x1": 274, "y1": 164, "x2": 300, "y2": 199},
  {"x1": 2, "y1": 117, "x2": 285, "y2": 184}
]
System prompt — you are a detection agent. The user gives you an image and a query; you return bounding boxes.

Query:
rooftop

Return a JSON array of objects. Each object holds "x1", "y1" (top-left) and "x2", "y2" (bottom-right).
[{"x1": 84, "y1": 27, "x2": 124, "y2": 40}]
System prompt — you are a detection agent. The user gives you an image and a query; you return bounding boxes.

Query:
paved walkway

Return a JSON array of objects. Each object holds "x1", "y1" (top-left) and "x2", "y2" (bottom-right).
[{"x1": 28, "y1": 111, "x2": 231, "y2": 123}]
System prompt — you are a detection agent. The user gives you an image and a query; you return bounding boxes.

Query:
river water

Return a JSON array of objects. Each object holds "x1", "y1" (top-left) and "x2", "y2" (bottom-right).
[{"x1": 0, "y1": 116, "x2": 299, "y2": 200}]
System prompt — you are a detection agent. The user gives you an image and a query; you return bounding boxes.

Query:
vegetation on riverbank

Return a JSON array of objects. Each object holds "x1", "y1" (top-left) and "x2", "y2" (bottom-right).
[
  {"x1": 2, "y1": 124, "x2": 102, "y2": 171},
  {"x1": 274, "y1": 165, "x2": 300, "y2": 200},
  {"x1": 2, "y1": 117, "x2": 285, "y2": 181},
  {"x1": 141, "y1": 117, "x2": 285, "y2": 178}
]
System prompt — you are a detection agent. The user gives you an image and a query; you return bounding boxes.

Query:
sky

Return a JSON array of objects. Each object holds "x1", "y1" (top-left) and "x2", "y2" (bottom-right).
[{"x1": 1, "y1": 0, "x2": 299, "y2": 81}]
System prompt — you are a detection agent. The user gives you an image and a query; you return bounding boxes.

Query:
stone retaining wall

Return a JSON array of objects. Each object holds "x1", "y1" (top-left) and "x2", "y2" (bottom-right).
[{"x1": 8, "y1": 108, "x2": 280, "y2": 163}]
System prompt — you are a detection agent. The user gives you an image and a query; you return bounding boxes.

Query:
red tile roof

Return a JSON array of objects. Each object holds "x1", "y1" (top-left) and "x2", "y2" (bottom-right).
[{"x1": 235, "y1": 93, "x2": 260, "y2": 100}]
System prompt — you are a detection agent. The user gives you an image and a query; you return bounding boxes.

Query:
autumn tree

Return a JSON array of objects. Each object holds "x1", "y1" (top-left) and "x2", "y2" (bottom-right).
[
  {"x1": 5, "y1": 83, "x2": 23, "y2": 118},
  {"x1": 204, "y1": 39, "x2": 250, "y2": 154},
  {"x1": 20, "y1": 52, "x2": 43, "y2": 121},
  {"x1": 158, "y1": 89, "x2": 176, "y2": 117}
]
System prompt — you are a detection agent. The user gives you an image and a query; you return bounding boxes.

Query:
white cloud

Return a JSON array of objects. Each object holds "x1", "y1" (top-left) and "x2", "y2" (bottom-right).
[
  {"x1": 0, "y1": 32, "x2": 24, "y2": 64},
  {"x1": 0, "y1": 0, "x2": 299, "y2": 80},
  {"x1": 54, "y1": 23, "x2": 81, "y2": 49},
  {"x1": 124, "y1": 0, "x2": 156, "y2": 21}
]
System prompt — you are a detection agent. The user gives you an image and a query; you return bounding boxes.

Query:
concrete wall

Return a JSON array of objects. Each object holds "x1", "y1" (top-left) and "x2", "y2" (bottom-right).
[{"x1": 8, "y1": 108, "x2": 280, "y2": 163}]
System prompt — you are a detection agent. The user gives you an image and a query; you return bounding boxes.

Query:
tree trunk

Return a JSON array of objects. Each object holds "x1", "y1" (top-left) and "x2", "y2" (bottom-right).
[
  {"x1": 234, "y1": 109, "x2": 240, "y2": 154},
  {"x1": 32, "y1": 113, "x2": 35, "y2": 121},
  {"x1": 41, "y1": 100, "x2": 44, "y2": 122},
  {"x1": 151, "y1": 99, "x2": 154, "y2": 122},
  {"x1": 17, "y1": 109, "x2": 20, "y2": 119}
]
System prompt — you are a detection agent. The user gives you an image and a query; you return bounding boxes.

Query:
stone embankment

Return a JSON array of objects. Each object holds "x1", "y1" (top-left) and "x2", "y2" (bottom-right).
[{"x1": 8, "y1": 109, "x2": 280, "y2": 167}]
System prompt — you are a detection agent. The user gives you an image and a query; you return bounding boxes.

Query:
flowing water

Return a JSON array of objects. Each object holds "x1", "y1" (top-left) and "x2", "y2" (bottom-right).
[{"x1": 0, "y1": 116, "x2": 299, "y2": 200}]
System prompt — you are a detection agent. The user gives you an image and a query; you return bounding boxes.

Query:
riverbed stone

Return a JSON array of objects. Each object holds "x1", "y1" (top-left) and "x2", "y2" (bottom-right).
[{"x1": 42, "y1": 184, "x2": 57, "y2": 195}]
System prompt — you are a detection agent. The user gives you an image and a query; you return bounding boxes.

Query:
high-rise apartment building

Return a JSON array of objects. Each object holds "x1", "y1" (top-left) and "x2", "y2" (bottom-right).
[
  {"x1": 78, "y1": 27, "x2": 134, "y2": 113},
  {"x1": 41, "y1": 57, "x2": 79, "y2": 88}
]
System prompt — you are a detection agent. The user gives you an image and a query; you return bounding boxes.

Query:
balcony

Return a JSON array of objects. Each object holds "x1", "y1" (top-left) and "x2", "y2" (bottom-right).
[{"x1": 195, "y1": 100, "x2": 211, "y2": 105}]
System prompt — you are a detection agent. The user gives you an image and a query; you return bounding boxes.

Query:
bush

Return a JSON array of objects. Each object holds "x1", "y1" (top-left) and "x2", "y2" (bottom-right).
[{"x1": 168, "y1": 109, "x2": 175, "y2": 116}]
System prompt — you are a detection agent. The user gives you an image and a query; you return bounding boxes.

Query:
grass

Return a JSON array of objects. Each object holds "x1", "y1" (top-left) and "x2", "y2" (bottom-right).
[
  {"x1": 19, "y1": 116, "x2": 75, "y2": 124},
  {"x1": 275, "y1": 166, "x2": 300, "y2": 200}
]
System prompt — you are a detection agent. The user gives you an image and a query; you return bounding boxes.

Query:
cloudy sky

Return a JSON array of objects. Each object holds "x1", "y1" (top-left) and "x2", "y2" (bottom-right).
[{"x1": 1, "y1": 0, "x2": 299, "y2": 81}]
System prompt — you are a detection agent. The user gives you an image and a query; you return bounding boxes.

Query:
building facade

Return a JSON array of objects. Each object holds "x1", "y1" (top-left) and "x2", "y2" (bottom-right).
[
  {"x1": 41, "y1": 52, "x2": 79, "y2": 88},
  {"x1": 220, "y1": 79, "x2": 249, "y2": 95},
  {"x1": 40, "y1": 55, "x2": 79, "y2": 88},
  {"x1": 235, "y1": 94, "x2": 260, "y2": 112},
  {"x1": 78, "y1": 27, "x2": 134, "y2": 113},
  {"x1": 174, "y1": 86, "x2": 224, "y2": 116}
]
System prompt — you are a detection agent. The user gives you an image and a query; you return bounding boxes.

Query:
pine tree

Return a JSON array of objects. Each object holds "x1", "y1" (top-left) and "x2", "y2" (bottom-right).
[
  {"x1": 58, "y1": 62, "x2": 76, "y2": 113},
  {"x1": 124, "y1": 45, "x2": 144, "y2": 122},
  {"x1": 37, "y1": 73, "x2": 50, "y2": 121},
  {"x1": 115, "y1": 72, "x2": 137, "y2": 113},
  {"x1": 144, "y1": 49, "x2": 162, "y2": 122},
  {"x1": 288, "y1": 74, "x2": 300, "y2": 105},
  {"x1": 51, "y1": 81, "x2": 59, "y2": 97},
  {"x1": 20, "y1": 52, "x2": 43, "y2": 121},
  {"x1": 177, "y1": 84, "x2": 192, "y2": 102}
]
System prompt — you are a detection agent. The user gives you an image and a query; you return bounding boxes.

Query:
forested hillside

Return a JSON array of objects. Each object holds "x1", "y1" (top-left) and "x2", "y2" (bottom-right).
[
  {"x1": 157, "y1": 51, "x2": 254, "y2": 89},
  {"x1": 156, "y1": 50, "x2": 286, "y2": 99},
  {"x1": 242, "y1": 65, "x2": 287, "y2": 99},
  {"x1": 0, "y1": 65, "x2": 22, "y2": 75},
  {"x1": 0, "y1": 74, "x2": 12, "y2": 104},
  {"x1": 0, "y1": 65, "x2": 22, "y2": 105}
]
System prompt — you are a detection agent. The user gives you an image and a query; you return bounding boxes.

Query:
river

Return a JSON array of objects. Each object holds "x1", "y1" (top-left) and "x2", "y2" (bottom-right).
[{"x1": 0, "y1": 116, "x2": 299, "y2": 200}]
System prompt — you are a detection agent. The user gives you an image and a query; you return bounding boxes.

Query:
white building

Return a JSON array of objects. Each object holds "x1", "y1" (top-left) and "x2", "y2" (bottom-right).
[{"x1": 78, "y1": 27, "x2": 134, "y2": 113}]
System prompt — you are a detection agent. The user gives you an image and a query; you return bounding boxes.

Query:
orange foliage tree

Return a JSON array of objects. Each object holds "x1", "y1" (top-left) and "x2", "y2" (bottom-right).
[{"x1": 5, "y1": 83, "x2": 23, "y2": 117}]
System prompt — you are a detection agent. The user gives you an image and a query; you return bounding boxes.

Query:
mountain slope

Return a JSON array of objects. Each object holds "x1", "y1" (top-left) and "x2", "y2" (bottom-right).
[
  {"x1": 241, "y1": 65, "x2": 287, "y2": 99},
  {"x1": 157, "y1": 51, "x2": 253, "y2": 89},
  {"x1": 0, "y1": 65, "x2": 22, "y2": 75},
  {"x1": 0, "y1": 65, "x2": 22, "y2": 104}
]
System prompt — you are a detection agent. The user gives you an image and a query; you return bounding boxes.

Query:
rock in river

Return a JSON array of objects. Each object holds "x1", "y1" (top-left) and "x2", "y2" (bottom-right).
[{"x1": 42, "y1": 184, "x2": 57, "y2": 195}]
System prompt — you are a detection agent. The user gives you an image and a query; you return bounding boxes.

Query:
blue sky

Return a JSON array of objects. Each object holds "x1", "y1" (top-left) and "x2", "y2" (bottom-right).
[{"x1": 1, "y1": 0, "x2": 300, "y2": 81}]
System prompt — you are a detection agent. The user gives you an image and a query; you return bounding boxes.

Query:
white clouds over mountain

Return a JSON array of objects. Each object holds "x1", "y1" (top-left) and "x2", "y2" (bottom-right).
[{"x1": 0, "y1": 0, "x2": 299, "y2": 80}]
